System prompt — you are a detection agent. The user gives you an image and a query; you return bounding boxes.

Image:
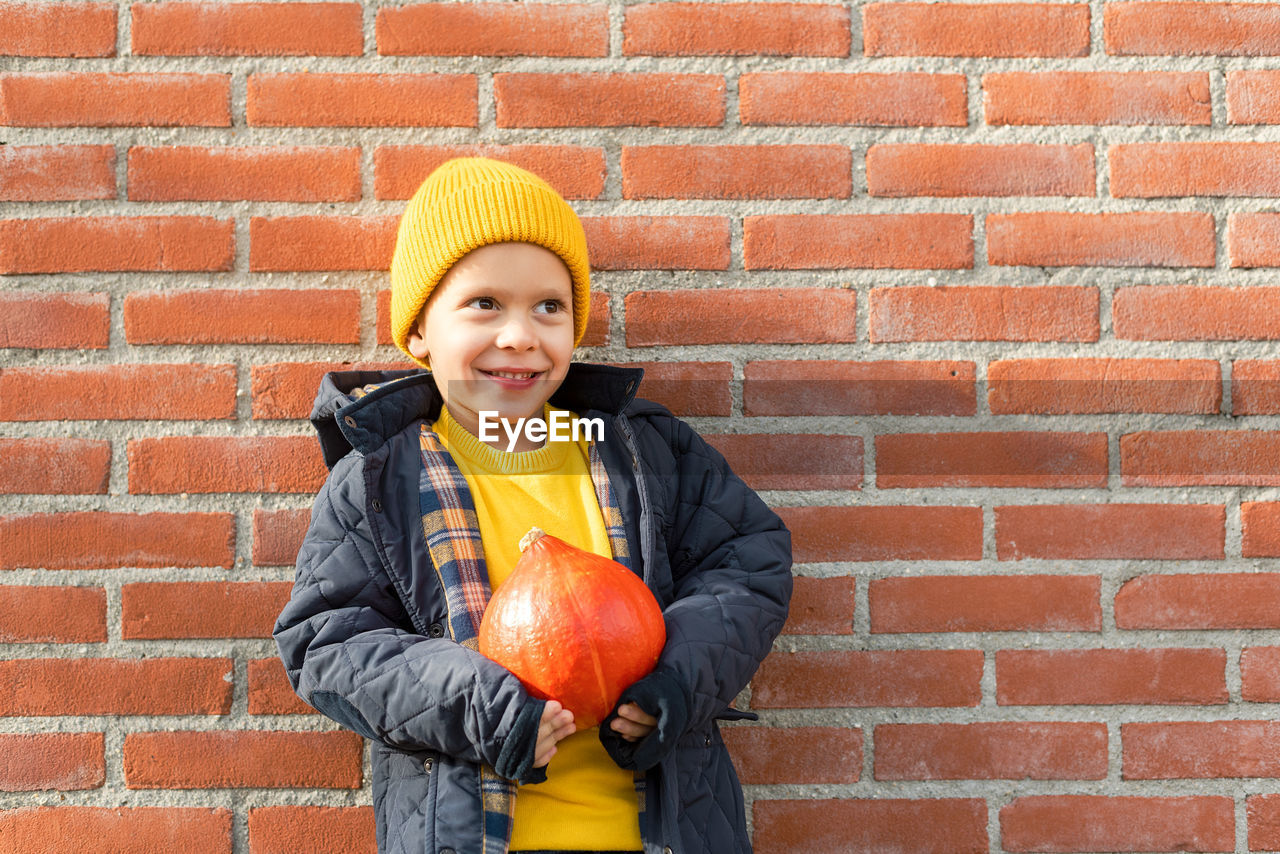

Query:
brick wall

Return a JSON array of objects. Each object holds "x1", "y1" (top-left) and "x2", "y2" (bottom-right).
[{"x1": 3, "y1": 1, "x2": 1280, "y2": 852}]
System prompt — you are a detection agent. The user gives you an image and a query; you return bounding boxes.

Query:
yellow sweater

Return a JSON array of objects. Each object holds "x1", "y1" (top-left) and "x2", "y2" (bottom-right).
[{"x1": 431, "y1": 405, "x2": 642, "y2": 851}]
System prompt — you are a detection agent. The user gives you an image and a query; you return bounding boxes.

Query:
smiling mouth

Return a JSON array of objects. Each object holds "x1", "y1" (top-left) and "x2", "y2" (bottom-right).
[{"x1": 481, "y1": 370, "x2": 542, "y2": 380}]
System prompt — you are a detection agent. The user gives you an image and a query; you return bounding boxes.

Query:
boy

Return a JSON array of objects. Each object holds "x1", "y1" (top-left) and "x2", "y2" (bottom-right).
[{"x1": 274, "y1": 157, "x2": 793, "y2": 854}]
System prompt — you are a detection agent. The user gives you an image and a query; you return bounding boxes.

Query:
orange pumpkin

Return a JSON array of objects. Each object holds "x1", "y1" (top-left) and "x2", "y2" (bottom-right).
[{"x1": 479, "y1": 527, "x2": 666, "y2": 729}]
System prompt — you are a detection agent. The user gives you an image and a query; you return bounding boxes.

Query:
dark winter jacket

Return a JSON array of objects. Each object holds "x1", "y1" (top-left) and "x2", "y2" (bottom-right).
[{"x1": 273, "y1": 362, "x2": 793, "y2": 854}]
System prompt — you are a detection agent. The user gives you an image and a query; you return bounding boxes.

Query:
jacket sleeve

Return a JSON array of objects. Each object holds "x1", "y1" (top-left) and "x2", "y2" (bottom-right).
[
  {"x1": 650, "y1": 416, "x2": 793, "y2": 730},
  {"x1": 273, "y1": 451, "x2": 537, "y2": 768}
]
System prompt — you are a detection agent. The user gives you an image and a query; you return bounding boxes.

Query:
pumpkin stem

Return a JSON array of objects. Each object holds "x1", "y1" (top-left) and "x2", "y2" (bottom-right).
[{"x1": 519, "y1": 527, "x2": 547, "y2": 553}]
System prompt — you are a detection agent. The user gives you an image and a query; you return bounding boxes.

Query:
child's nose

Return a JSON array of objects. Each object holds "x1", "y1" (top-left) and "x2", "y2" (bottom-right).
[{"x1": 494, "y1": 315, "x2": 538, "y2": 349}]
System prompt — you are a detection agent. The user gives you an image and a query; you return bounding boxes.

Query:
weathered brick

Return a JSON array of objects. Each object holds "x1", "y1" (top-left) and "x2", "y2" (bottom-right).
[
  {"x1": 753, "y1": 650, "x2": 983, "y2": 708},
  {"x1": 0, "y1": 291, "x2": 109, "y2": 349},
  {"x1": 250, "y1": 361, "x2": 403, "y2": 420},
  {"x1": 988, "y1": 358, "x2": 1221, "y2": 414},
  {"x1": 495, "y1": 74, "x2": 724, "y2": 128},
  {"x1": 0, "y1": 438, "x2": 110, "y2": 494},
  {"x1": 1122, "y1": 430, "x2": 1280, "y2": 486},
  {"x1": 867, "y1": 143, "x2": 1094, "y2": 197},
  {"x1": 625, "y1": 288, "x2": 855, "y2": 346},
  {"x1": 248, "y1": 806, "x2": 374, "y2": 854},
  {"x1": 778, "y1": 506, "x2": 983, "y2": 563},
  {"x1": 1229, "y1": 213, "x2": 1280, "y2": 267},
  {"x1": 1106, "y1": 1, "x2": 1280, "y2": 55},
  {"x1": 988, "y1": 212, "x2": 1216, "y2": 267},
  {"x1": 1243, "y1": 502, "x2": 1280, "y2": 557},
  {"x1": 0, "y1": 2, "x2": 116, "y2": 56},
  {"x1": 132, "y1": 2, "x2": 362, "y2": 56},
  {"x1": 624, "y1": 3, "x2": 850, "y2": 56},
  {"x1": 247, "y1": 73, "x2": 476, "y2": 127},
  {"x1": 374, "y1": 145, "x2": 605, "y2": 200},
  {"x1": 744, "y1": 360, "x2": 976, "y2": 416},
  {"x1": 128, "y1": 436, "x2": 326, "y2": 494},
  {"x1": 1228, "y1": 70, "x2": 1280, "y2": 124},
  {"x1": 0, "y1": 145, "x2": 115, "y2": 201},
  {"x1": 128, "y1": 146, "x2": 360, "y2": 202},
  {"x1": 996, "y1": 504, "x2": 1225, "y2": 560},
  {"x1": 125, "y1": 289, "x2": 359, "y2": 344},
  {"x1": 377, "y1": 3, "x2": 606, "y2": 56},
  {"x1": 0, "y1": 512, "x2": 234, "y2": 570},
  {"x1": 584, "y1": 217, "x2": 730, "y2": 270},
  {"x1": 723, "y1": 726, "x2": 860, "y2": 784},
  {"x1": 1116, "y1": 286, "x2": 1280, "y2": 338},
  {"x1": 1112, "y1": 143, "x2": 1280, "y2": 197},
  {"x1": 740, "y1": 72, "x2": 967, "y2": 126},
  {"x1": 0, "y1": 216, "x2": 233, "y2": 273},
  {"x1": 124, "y1": 731, "x2": 362, "y2": 789},
  {"x1": 1116, "y1": 573, "x2": 1280, "y2": 630},
  {"x1": 122, "y1": 581, "x2": 293, "y2": 639},
  {"x1": 875, "y1": 722, "x2": 1108, "y2": 780},
  {"x1": 1001, "y1": 796, "x2": 1233, "y2": 853},
  {"x1": 0, "y1": 807, "x2": 231, "y2": 854},
  {"x1": 870, "y1": 285, "x2": 1099, "y2": 342},
  {"x1": 1241, "y1": 647, "x2": 1280, "y2": 702},
  {"x1": 0, "y1": 658, "x2": 233, "y2": 715},
  {"x1": 985, "y1": 71, "x2": 1211, "y2": 125},
  {"x1": 997, "y1": 648, "x2": 1228, "y2": 705},
  {"x1": 876, "y1": 431, "x2": 1108, "y2": 488},
  {"x1": 623, "y1": 145, "x2": 849, "y2": 199},
  {"x1": 870, "y1": 575, "x2": 1102, "y2": 633},
  {"x1": 247, "y1": 658, "x2": 315, "y2": 716},
  {"x1": 0, "y1": 585, "x2": 107, "y2": 643},
  {"x1": 704, "y1": 434, "x2": 862, "y2": 492},
  {"x1": 745, "y1": 214, "x2": 973, "y2": 269},
  {"x1": 1124, "y1": 721, "x2": 1280, "y2": 779},
  {"x1": 618, "y1": 361, "x2": 733, "y2": 417},
  {"x1": 1248, "y1": 794, "x2": 1280, "y2": 851},
  {"x1": 864, "y1": 2, "x2": 1089, "y2": 57},
  {"x1": 754, "y1": 798, "x2": 987, "y2": 854},
  {"x1": 0, "y1": 733, "x2": 104, "y2": 791},
  {"x1": 0, "y1": 364, "x2": 236, "y2": 421},
  {"x1": 0, "y1": 72, "x2": 230, "y2": 126},
  {"x1": 253, "y1": 509, "x2": 311, "y2": 568},
  {"x1": 249, "y1": 215, "x2": 397, "y2": 272},
  {"x1": 781, "y1": 576, "x2": 855, "y2": 635}
]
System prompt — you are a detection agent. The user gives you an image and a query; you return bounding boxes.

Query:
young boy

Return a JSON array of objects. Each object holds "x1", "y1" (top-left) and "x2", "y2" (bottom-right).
[{"x1": 274, "y1": 157, "x2": 793, "y2": 854}]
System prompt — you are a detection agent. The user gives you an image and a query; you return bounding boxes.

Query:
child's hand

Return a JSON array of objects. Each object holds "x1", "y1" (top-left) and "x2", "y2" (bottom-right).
[
  {"x1": 534, "y1": 700, "x2": 575, "y2": 767},
  {"x1": 608, "y1": 702, "x2": 658, "y2": 743}
]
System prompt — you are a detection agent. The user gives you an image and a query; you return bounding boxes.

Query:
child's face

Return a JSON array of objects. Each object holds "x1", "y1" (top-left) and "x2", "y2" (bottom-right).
[{"x1": 407, "y1": 242, "x2": 576, "y2": 445}]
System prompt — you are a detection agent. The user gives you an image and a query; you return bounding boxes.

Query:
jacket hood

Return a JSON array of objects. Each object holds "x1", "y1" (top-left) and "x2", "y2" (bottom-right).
[{"x1": 310, "y1": 362, "x2": 652, "y2": 469}]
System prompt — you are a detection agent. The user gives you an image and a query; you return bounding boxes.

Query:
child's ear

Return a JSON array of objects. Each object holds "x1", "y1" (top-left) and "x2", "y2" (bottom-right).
[{"x1": 407, "y1": 330, "x2": 429, "y2": 364}]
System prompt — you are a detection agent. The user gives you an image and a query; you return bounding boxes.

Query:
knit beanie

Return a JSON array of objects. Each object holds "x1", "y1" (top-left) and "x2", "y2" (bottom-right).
[{"x1": 389, "y1": 157, "x2": 591, "y2": 368}]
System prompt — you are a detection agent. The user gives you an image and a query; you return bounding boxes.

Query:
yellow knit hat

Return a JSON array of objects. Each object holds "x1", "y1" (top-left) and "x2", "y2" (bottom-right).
[{"x1": 389, "y1": 157, "x2": 591, "y2": 368}]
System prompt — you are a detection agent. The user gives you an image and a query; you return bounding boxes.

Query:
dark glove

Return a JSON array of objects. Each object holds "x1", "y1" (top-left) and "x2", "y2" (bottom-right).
[
  {"x1": 598, "y1": 667, "x2": 690, "y2": 772},
  {"x1": 494, "y1": 696, "x2": 548, "y2": 785}
]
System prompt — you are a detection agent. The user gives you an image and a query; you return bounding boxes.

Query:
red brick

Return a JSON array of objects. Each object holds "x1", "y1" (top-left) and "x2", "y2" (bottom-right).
[
  {"x1": 248, "y1": 658, "x2": 315, "y2": 716},
  {"x1": 125, "y1": 288, "x2": 359, "y2": 344},
  {"x1": 753, "y1": 649, "x2": 983, "y2": 708},
  {"x1": 1116, "y1": 285, "x2": 1280, "y2": 339},
  {"x1": 870, "y1": 575, "x2": 1101, "y2": 633},
  {"x1": 985, "y1": 71, "x2": 1211, "y2": 125},
  {"x1": 584, "y1": 217, "x2": 730, "y2": 270},
  {"x1": 1241, "y1": 646, "x2": 1280, "y2": 702},
  {"x1": 374, "y1": 145, "x2": 605, "y2": 200},
  {"x1": 869, "y1": 143, "x2": 1095, "y2": 197},
  {"x1": 128, "y1": 436, "x2": 325, "y2": 494},
  {"x1": 1228, "y1": 71, "x2": 1280, "y2": 124},
  {"x1": 0, "y1": 72, "x2": 229, "y2": 126},
  {"x1": 754, "y1": 798, "x2": 987, "y2": 854},
  {"x1": 377, "y1": 3, "x2": 605, "y2": 57},
  {"x1": 871, "y1": 285, "x2": 1099, "y2": 342},
  {"x1": 128, "y1": 146, "x2": 360, "y2": 202},
  {"x1": 1123, "y1": 430, "x2": 1280, "y2": 486},
  {"x1": 123, "y1": 581, "x2": 293, "y2": 639},
  {"x1": 1106, "y1": 2, "x2": 1280, "y2": 56},
  {"x1": 864, "y1": 2, "x2": 1089, "y2": 57},
  {"x1": 0, "y1": 512, "x2": 234, "y2": 570},
  {"x1": 996, "y1": 504, "x2": 1225, "y2": 561},
  {"x1": 582, "y1": 293, "x2": 609, "y2": 347},
  {"x1": 624, "y1": 3, "x2": 849, "y2": 56},
  {"x1": 495, "y1": 73, "x2": 724, "y2": 128},
  {"x1": 779, "y1": 506, "x2": 983, "y2": 563},
  {"x1": 1248, "y1": 794, "x2": 1280, "y2": 851},
  {"x1": 623, "y1": 145, "x2": 848, "y2": 199},
  {"x1": 740, "y1": 71, "x2": 966, "y2": 126},
  {"x1": 0, "y1": 291, "x2": 109, "y2": 349},
  {"x1": 0, "y1": 364, "x2": 236, "y2": 421},
  {"x1": 0, "y1": 2, "x2": 116, "y2": 56},
  {"x1": 0, "y1": 216, "x2": 233, "y2": 273},
  {"x1": 620, "y1": 361, "x2": 733, "y2": 417},
  {"x1": 133, "y1": 2, "x2": 361, "y2": 56},
  {"x1": 247, "y1": 73, "x2": 476, "y2": 127},
  {"x1": 744, "y1": 360, "x2": 976, "y2": 416},
  {"x1": 781, "y1": 576, "x2": 855, "y2": 635},
  {"x1": 1116, "y1": 573, "x2": 1280, "y2": 630},
  {"x1": 250, "y1": 361, "x2": 403, "y2": 420},
  {"x1": 0, "y1": 585, "x2": 106, "y2": 643},
  {"x1": 877, "y1": 431, "x2": 1108, "y2": 489},
  {"x1": 1124, "y1": 721, "x2": 1280, "y2": 779},
  {"x1": 625, "y1": 288, "x2": 854, "y2": 346},
  {"x1": 0, "y1": 658, "x2": 232, "y2": 715},
  {"x1": 0, "y1": 438, "x2": 110, "y2": 494},
  {"x1": 253, "y1": 509, "x2": 311, "y2": 568},
  {"x1": 0, "y1": 145, "x2": 115, "y2": 201},
  {"x1": 1001, "y1": 795, "x2": 1234, "y2": 853},
  {"x1": 248, "y1": 806, "x2": 374, "y2": 854},
  {"x1": 125, "y1": 731, "x2": 362, "y2": 789},
  {"x1": 1233, "y1": 361, "x2": 1280, "y2": 415},
  {"x1": 723, "y1": 726, "x2": 860, "y2": 784},
  {"x1": 998, "y1": 648, "x2": 1227, "y2": 706},
  {"x1": 745, "y1": 214, "x2": 973, "y2": 269},
  {"x1": 1229, "y1": 213, "x2": 1280, "y2": 267},
  {"x1": 0, "y1": 733, "x2": 104, "y2": 791},
  {"x1": 1243, "y1": 502, "x2": 1280, "y2": 557},
  {"x1": 989, "y1": 358, "x2": 1221, "y2": 414},
  {"x1": 876, "y1": 722, "x2": 1107, "y2": 780},
  {"x1": 0, "y1": 807, "x2": 231, "y2": 854},
  {"x1": 250, "y1": 215, "x2": 396, "y2": 272},
  {"x1": 704, "y1": 434, "x2": 862, "y2": 492},
  {"x1": 1112, "y1": 143, "x2": 1280, "y2": 197},
  {"x1": 988, "y1": 212, "x2": 1216, "y2": 267}
]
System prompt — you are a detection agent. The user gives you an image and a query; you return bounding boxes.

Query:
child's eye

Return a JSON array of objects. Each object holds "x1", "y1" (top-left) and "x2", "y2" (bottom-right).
[
  {"x1": 535, "y1": 299, "x2": 566, "y2": 314},
  {"x1": 469, "y1": 297, "x2": 497, "y2": 310}
]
